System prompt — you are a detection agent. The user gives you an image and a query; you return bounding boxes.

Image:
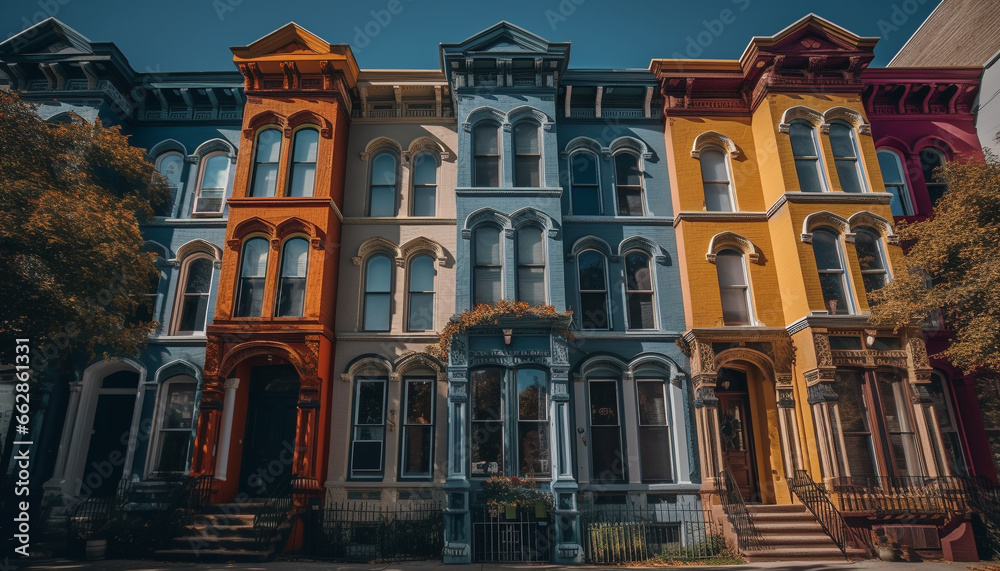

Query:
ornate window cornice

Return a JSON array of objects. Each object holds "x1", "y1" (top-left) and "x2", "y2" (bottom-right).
[
  {"x1": 461, "y1": 106, "x2": 506, "y2": 132},
  {"x1": 229, "y1": 217, "x2": 275, "y2": 249},
  {"x1": 778, "y1": 105, "x2": 823, "y2": 133},
  {"x1": 706, "y1": 231, "x2": 761, "y2": 263},
  {"x1": 286, "y1": 110, "x2": 332, "y2": 138},
  {"x1": 352, "y1": 236, "x2": 401, "y2": 266},
  {"x1": 359, "y1": 136, "x2": 402, "y2": 161},
  {"x1": 691, "y1": 131, "x2": 739, "y2": 159},
  {"x1": 341, "y1": 355, "x2": 393, "y2": 382},
  {"x1": 619, "y1": 235, "x2": 666, "y2": 263},
  {"x1": 609, "y1": 136, "x2": 652, "y2": 160},
  {"x1": 399, "y1": 236, "x2": 448, "y2": 266},
  {"x1": 801, "y1": 211, "x2": 854, "y2": 244},
  {"x1": 561, "y1": 136, "x2": 605, "y2": 160},
  {"x1": 848, "y1": 211, "x2": 899, "y2": 245},
  {"x1": 461, "y1": 207, "x2": 511, "y2": 239},
  {"x1": 822, "y1": 106, "x2": 871, "y2": 135},
  {"x1": 402, "y1": 136, "x2": 450, "y2": 162},
  {"x1": 568, "y1": 235, "x2": 613, "y2": 259}
]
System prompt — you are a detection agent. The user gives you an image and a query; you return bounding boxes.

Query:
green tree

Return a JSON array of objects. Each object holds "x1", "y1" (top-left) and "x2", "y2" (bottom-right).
[
  {"x1": 0, "y1": 91, "x2": 168, "y2": 372},
  {"x1": 869, "y1": 155, "x2": 1000, "y2": 373}
]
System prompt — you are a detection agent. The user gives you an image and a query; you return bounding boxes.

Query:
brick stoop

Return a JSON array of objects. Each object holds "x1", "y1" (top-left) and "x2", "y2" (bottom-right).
[
  {"x1": 741, "y1": 504, "x2": 869, "y2": 562},
  {"x1": 152, "y1": 500, "x2": 291, "y2": 562}
]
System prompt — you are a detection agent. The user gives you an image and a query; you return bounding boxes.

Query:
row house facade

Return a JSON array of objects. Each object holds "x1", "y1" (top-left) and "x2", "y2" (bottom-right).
[
  {"x1": 0, "y1": 18, "x2": 242, "y2": 531},
  {"x1": 4, "y1": 12, "x2": 1000, "y2": 565}
]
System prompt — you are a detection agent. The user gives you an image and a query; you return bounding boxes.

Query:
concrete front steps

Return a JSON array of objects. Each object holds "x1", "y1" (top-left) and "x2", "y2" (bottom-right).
[
  {"x1": 741, "y1": 504, "x2": 869, "y2": 562},
  {"x1": 153, "y1": 500, "x2": 291, "y2": 562}
]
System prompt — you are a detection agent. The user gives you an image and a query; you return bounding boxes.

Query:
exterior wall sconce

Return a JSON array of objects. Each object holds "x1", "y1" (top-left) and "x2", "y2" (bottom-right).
[{"x1": 504, "y1": 329, "x2": 513, "y2": 345}]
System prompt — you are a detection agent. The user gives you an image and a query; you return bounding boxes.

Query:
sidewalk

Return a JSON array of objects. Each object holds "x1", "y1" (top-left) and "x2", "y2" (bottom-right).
[{"x1": 7, "y1": 557, "x2": 993, "y2": 571}]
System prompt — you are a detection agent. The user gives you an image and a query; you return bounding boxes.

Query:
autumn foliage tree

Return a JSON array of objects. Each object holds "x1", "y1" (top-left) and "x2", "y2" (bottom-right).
[
  {"x1": 0, "y1": 91, "x2": 168, "y2": 372},
  {"x1": 869, "y1": 154, "x2": 1000, "y2": 373}
]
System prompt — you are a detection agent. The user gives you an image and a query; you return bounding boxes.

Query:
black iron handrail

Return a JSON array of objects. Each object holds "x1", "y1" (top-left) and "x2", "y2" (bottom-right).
[
  {"x1": 787, "y1": 470, "x2": 874, "y2": 559},
  {"x1": 67, "y1": 479, "x2": 134, "y2": 541},
  {"x1": 717, "y1": 468, "x2": 764, "y2": 552},
  {"x1": 140, "y1": 474, "x2": 214, "y2": 548},
  {"x1": 253, "y1": 473, "x2": 295, "y2": 548}
]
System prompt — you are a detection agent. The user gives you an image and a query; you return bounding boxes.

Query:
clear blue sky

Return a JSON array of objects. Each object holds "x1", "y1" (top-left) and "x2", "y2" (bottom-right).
[{"x1": 2, "y1": 0, "x2": 941, "y2": 72}]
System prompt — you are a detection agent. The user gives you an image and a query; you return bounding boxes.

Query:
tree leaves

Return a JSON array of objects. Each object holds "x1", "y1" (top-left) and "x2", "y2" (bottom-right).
[
  {"x1": 869, "y1": 155, "x2": 1000, "y2": 373},
  {"x1": 0, "y1": 91, "x2": 169, "y2": 373}
]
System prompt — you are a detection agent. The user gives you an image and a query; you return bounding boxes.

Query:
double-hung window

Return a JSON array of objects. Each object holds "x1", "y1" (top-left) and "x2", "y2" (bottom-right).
[
  {"x1": 363, "y1": 255, "x2": 392, "y2": 331},
  {"x1": 854, "y1": 227, "x2": 889, "y2": 303},
  {"x1": 275, "y1": 238, "x2": 308, "y2": 317},
  {"x1": 176, "y1": 257, "x2": 213, "y2": 333},
  {"x1": 636, "y1": 379, "x2": 672, "y2": 482},
  {"x1": 412, "y1": 152, "x2": 437, "y2": 216},
  {"x1": 716, "y1": 249, "x2": 751, "y2": 326},
  {"x1": 473, "y1": 226, "x2": 502, "y2": 305},
  {"x1": 812, "y1": 228, "x2": 851, "y2": 315},
  {"x1": 351, "y1": 377, "x2": 387, "y2": 477},
  {"x1": 249, "y1": 128, "x2": 281, "y2": 198},
  {"x1": 589, "y1": 379, "x2": 625, "y2": 482},
  {"x1": 407, "y1": 255, "x2": 435, "y2": 331},
  {"x1": 369, "y1": 153, "x2": 397, "y2": 216},
  {"x1": 194, "y1": 154, "x2": 230, "y2": 214},
  {"x1": 828, "y1": 121, "x2": 865, "y2": 193},
  {"x1": 287, "y1": 128, "x2": 318, "y2": 197},
  {"x1": 625, "y1": 251, "x2": 655, "y2": 329},
  {"x1": 474, "y1": 122, "x2": 501, "y2": 187},
  {"x1": 513, "y1": 122, "x2": 541, "y2": 187},
  {"x1": 516, "y1": 226, "x2": 545, "y2": 305},
  {"x1": 877, "y1": 149, "x2": 913, "y2": 216},
  {"x1": 578, "y1": 250, "x2": 609, "y2": 330},
  {"x1": 615, "y1": 153, "x2": 644, "y2": 215},
  {"x1": 789, "y1": 120, "x2": 825, "y2": 192},
  {"x1": 570, "y1": 152, "x2": 600, "y2": 215},
  {"x1": 700, "y1": 149, "x2": 733, "y2": 211},
  {"x1": 401, "y1": 377, "x2": 434, "y2": 478},
  {"x1": 234, "y1": 237, "x2": 268, "y2": 317}
]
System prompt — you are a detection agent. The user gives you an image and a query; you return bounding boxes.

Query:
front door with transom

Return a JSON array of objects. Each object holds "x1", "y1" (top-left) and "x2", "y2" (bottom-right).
[{"x1": 717, "y1": 368, "x2": 759, "y2": 502}]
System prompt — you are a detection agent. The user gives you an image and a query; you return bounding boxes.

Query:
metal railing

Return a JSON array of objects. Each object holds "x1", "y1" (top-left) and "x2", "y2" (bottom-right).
[
  {"x1": 787, "y1": 470, "x2": 874, "y2": 558},
  {"x1": 472, "y1": 506, "x2": 552, "y2": 562},
  {"x1": 717, "y1": 469, "x2": 764, "y2": 552},
  {"x1": 831, "y1": 475, "x2": 971, "y2": 517},
  {"x1": 67, "y1": 479, "x2": 134, "y2": 541},
  {"x1": 252, "y1": 473, "x2": 295, "y2": 548},
  {"x1": 125, "y1": 474, "x2": 213, "y2": 554},
  {"x1": 308, "y1": 501, "x2": 443, "y2": 561},
  {"x1": 581, "y1": 502, "x2": 724, "y2": 564}
]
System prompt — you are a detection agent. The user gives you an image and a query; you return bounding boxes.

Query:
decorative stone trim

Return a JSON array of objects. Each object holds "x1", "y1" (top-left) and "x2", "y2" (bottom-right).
[
  {"x1": 705, "y1": 231, "x2": 761, "y2": 264},
  {"x1": 822, "y1": 106, "x2": 871, "y2": 135},
  {"x1": 778, "y1": 105, "x2": 823, "y2": 132},
  {"x1": 848, "y1": 211, "x2": 899, "y2": 245},
  {"x1": 359, "y1": 136, "x2": 402, "y2": 161},
  {"x1": 691, "y1": 131, "x2": 739, "y2": 159},
  {"x1": 801, "y1": 211, "x2": 855, "y2": 244},
  {"x1": 609, "y1": 136, "x2": 653, "y2": 160},
  {"x1": 352, "y1": 236, "x2": 401, "y2": 266}
]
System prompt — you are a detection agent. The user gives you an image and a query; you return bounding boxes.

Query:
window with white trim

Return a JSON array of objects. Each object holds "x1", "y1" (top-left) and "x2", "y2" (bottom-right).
[
  {"x1": 351, "y1": 376, "x2": 387, "y2": 478},
  {"x1": 470, "y1": 367, "x2": 550, "y2": 478},
  {"x1": 812, "y1": 228, "x2": 851, "y2": 315},
  {"x1": 578, "y1": 250, "x2": 610, "y2": 330},
  {"x1": 615, "y1": 153, "x2": 645, "y2": 216},
  {"x1": 716, "y1": 249, "x2": 751, "y2": 326},
  {"x1": 363, "y1": 255, "x2": 392, "y2": 331},
  {"x1": 513, "y1": 122, "x2": 541, "y2": 187},
  {"x1": 287, "y1": 128, "x2": 318, "y2": 197},
  {"x1": 516, "y1": 226, "x2": 545, "y2": 305},
  {"x1": 876, "y1": 149, "x2": 913, "y2": 216},
  {"x1": 636, "y1": 378, "x2": 672, "y2": 482},
  {"x1": 828, "y1": 121, "x2": 865, "y2": 193},
  {"x1": 589, "y1": 379, "x2": 625, "y2": 482},
  {"x1": 369, "y1": 152, "x2": 397, "y2": 216},
  {"x1": 234, "y1": 237, "x2": 268, "y2": 317},
  {"x1": 473, "y1": 226, "x2": 502, "y2": 305},
  {"x1": 193, "y1": 153, "x2": 230, "y2": 215},
  {"x1": 407, "y1": 255, "x2": 435, "y2": 331},
  {"x1": 854, "y1": 227, "x2": 889, "y2": 303},
  {"x1": 570, "y1": 151, "x2": 601, "y2": 215},
  {"x1": 625, "y1": 250, "x2": 655, "y2": 329},
  {"x1": 401, "y1": 376, "x2": 434, "y2": 478},
  {"x1": 275, "y1": 238, "x2": 308, "y2": 317},
  {"x1": 152, "y1": 377, "x2": 196, "y2": 473},
  {"x1": 789, "y1": 120, "x2": 825, "y2": 192},
  {"x1": 154, "y1": 152, "x2": 183, "y2": 217},
  {"x1": 474, "y1": 122, "x2": 501, "y2": 187},
  {"x1": 175, "y1": 257, "x2": 213, "y2": 334},
  {"x1": 249, "y1": 128, "x2": 281, "y2": 198},
  {"x1": 700, "y1": 148, "x2": 733, "y2": 211},
  {"x1": 411, "y1": 152, "x2": 437, "y2": 216}
]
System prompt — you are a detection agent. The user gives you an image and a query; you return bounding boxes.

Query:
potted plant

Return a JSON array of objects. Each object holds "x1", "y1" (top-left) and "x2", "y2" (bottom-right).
[{"x1": 872, "y1": 528, "x2": 900, "y2": 561}]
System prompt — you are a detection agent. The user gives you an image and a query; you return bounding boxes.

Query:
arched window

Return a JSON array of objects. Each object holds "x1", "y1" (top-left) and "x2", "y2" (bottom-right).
[
  {"x1": 351, "y1": 375, "x2": 387, "y2": 477},
  {"x1": 513, "y1": 122, "x2": 541, "y2": 187},
  {"x1": 716, "y1": 249, "x2": 751, "y2": 326},
  {"x1": 363, "y1": 255, "x2": 392, "y2": 331},
  {"x1": 175, "y1": 257, "x2": 214, "y2": 334},
  {"x1": 812, "y1": 228, "x2": 851, "y2": 315},
  {"x1": 287, "y1": 128, "x2": 318, "y2": 197},
  {"x1": 516, "y1": 226, "x2": 545, "y2": 305},
  {"x1": 615, "y1": 153, "x2": 645, "y2": 216},
  {"x1": 369, "y1": 152, "x2": 397, "y2": 216},
  {"x1": 636, "y1": 377, "x2": 672, "y2": 482},
  {"x1": 570, "y1": 151, "x2": 601, "y2": 215},
  {"x1": 789, "y1": 120, "x2": 825, "y2": 192},
  {"x1": 407, "y1": 255, "x2": 435, "y2": 331},
  {"x1": 249, "y1": 128, "x2": 281, "y2": 198},
  {"x1": 625, "y1": 250, "x2": 655, "y2": 329},
  {"x1": 154, "y1": 152, "x2": 183, "y2": 217},
  {"x1": 193, "y1": 154, "x2": 230, "y2": 214},
  {"x1": 473, "y1": 226, "x2": 502, "y2": 305},
  {"x1": 578, "y1": 250, "x2": 609, "y2": 330},
  {"x1": 152, "y1": 377, "x2": 197, "y2": 473},
  {"x1": 589, "y1": 378, "x2": 625, "y2": 482},
  {"x1": 401, "y1": 376, "x2": 435, "y2": 478},
  {"x1": 920, "y1": 147, "x2": 948, "y2": 207},
  {"x1": 828, "y1": 121, "x2": 865, "y2": 193},
  {"x1": 700, "y1": 148, "x2": 733, "y2": 211},
  {"x1": 412, "y1": 152, "x2": 437, "y2": 216},
  {"x1": 275, "y1": 238, "x2": 308, "y2": 317},
  {"x1": 877, "y1": 149, "x2": 913, "y2": 216},
  {"x1": 234, "y1": 238, "x2": 269, "y2": 317},
  {"x1": 474, "y1": 122, "x2": 500, "y2": 187},
  {"x1": 854, "y1": 227, "x2": 889, "y2": 303}
]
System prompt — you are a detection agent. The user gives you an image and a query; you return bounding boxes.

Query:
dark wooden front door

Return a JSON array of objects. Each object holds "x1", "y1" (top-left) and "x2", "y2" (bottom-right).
[
  {"x1": 84, "y1": 393, "x2": 134, "y2": 497},
  {"x1": 718, "y1": 392, "x2": 759, "y2": 502},
  {"x1": 239, "y1": 365, "x2": 299, "y2": 496}
]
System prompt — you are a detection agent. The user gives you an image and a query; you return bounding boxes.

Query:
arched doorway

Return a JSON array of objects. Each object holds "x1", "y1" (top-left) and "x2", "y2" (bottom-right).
[{"x1": 238, "y1": 364, "x2": 300, "y2": 496}]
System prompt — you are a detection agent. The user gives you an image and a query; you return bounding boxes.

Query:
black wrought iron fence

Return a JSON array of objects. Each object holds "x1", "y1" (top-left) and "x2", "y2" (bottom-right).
[
  {"x1": 308, "y1": 501, "x2": 443, "y2": 562},
  {"x1": 67, "y1": 479, "x2": 134, "y2": 542},
  {"x1": 472, "y1": 507, "x2": 552, "y2": 562},
  {"x1": 580, "y1": 501, "x2": 723, "y2": 564}
]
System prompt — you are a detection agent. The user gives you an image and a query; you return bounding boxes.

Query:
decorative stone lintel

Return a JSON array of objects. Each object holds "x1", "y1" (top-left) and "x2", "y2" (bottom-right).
[
  {"x1": 694, "y1": 385, "x2": 718, "y2": 408},
  {"x1": 806, "y1": 382, "x2": 838, "y2": 405},
  {"x1": 803, "y1": 367, "x2": 836, "y2": 386}
]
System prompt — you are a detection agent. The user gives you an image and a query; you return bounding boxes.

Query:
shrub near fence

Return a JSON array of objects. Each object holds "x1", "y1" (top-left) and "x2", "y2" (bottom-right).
[
  {"x1": 581, "y1": 502, "x2": 725, "y2": 564},
  {"x1": 308, "y1": 501, "x2": 443, "y2": 562}
]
